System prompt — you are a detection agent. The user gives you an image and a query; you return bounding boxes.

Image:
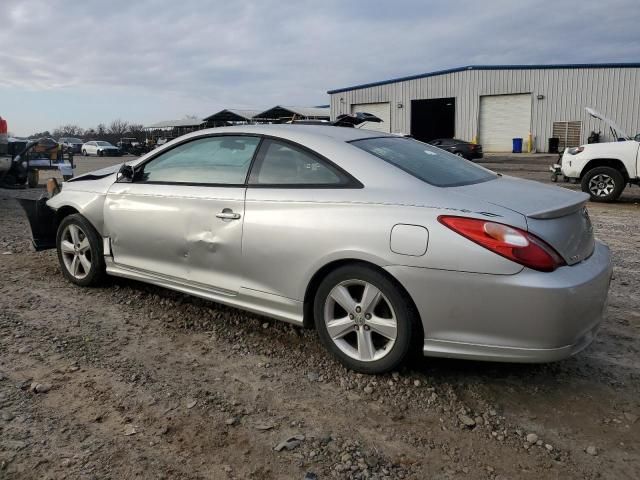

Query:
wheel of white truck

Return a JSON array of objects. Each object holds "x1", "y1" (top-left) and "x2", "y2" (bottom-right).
[{"x1": 581, "y1": 166, "x2": 625, "y2": 202}]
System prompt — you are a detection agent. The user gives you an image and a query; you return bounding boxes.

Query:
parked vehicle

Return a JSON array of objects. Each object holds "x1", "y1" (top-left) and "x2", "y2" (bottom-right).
[
  {"x1": 428, "y1": 138, "x2": 483, "y2": 160},
  {"x1": 19, "y1": 125, "x2": 611, "y2": 374},
  {"x1": 551, "y1": 108, "x2": 639, "y2": 202},
  {"x1": 82, "y1": 141, "x2": 121, "y2": 157},
  {"x1": 2, "y1": 136, "x2": 74, "y2": 188},
  {"x1": 59, "y1": 137, "x2": 84, "y2": 153},
  {"x1": 117, "y1": 137, "x2": 150, "y2": 156}
]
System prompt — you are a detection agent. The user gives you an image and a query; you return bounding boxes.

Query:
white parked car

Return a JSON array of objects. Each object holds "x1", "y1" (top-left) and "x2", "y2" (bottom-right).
[
  {"x1": 556, "y1": 108, "x2": 639, "y2": 202},
  {"x1": 81, "y1": 141, "x2": 121, "y2": 157}
]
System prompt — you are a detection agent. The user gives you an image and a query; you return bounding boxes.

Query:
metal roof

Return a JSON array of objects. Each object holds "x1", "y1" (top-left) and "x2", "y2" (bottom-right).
[
  {"x1": 203, "y1": 109, "x2": 264, "y2": 122},
  {"x1": 327, "y1": 62, "x2": 640, "y2": 94},
  {"x1": 145, "y1": 119, "x2": 205, "y2": 129},
  {"x1": 255, "y1": 105, "x2": 330, "y2": 120}
]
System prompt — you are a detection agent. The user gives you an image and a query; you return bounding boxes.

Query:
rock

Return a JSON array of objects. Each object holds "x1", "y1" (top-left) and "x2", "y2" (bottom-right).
[
  {"x1": 30, "y1": 383, "x2": 52, "y2": 394},
  {"x1": 474, "y1": 416, "x2": 484, "y2": 426},
  {"x1": 225, "y1": 417, "x2": 238, "y2": 426},
  {"x1": 586, "y1": 445, "x2": 598, "y2": 456},
  {"x1": 1, "y1": 412, "x2": 15, "y2": 421},
  {"x1": 262, "y1": 322, "x2": 269, "y2": 329},
  {"x1": 458, "y1": 414, "x2": 476, "y2": 427},
  {"x1": 307, "y1": 372, "x2": 319, "y2": 382},
  {"x1": 623, "y1": 412, "x2": 638, "y2": 424},
  {"x1": 304, "y1": 473, "x2": 318, "y2": 480},
  {"x1": 413, "y1": 380, "x2": 421, "y2": 387},
  {"x1": 341, "y1": 453, "x2": 352, "y2": 463},
  {"x1": 391, "y1": 372, "x2": 400, "y2": 380},
  {"x1": 124, "y1": 425, "x2": 137, "y2": 436},
  {"x1": 363, "y1": 386, "x2": 374, "y2": 394},
  {"x1": 255, "y1": 423, "x2": 276, "y2": 431},
  {"x1": 186, "y1": 400, "x2": 197, "y2": 409},
  {"x1": 223, "y1": 465, "x2": 233, "y2": 472},
  {"x1": 18, "y1": 346, "x2": 32, "y2": 354},
  {"x1": 545, "y1": 444, "x2": 553, "y2": 451},
  {"x1": 274, "y1": 434, "x2": 305, "y2": 452},
  {"x1": 526, "y1": 433, "x2": 538, "y2": 444},
  {"x1": 68, "y1": 366, "x2": 80, "y2": 372}
]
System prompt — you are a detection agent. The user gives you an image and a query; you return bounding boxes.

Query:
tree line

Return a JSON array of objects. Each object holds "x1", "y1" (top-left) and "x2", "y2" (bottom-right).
[{"x1": 27, "y1": 119, "x2": 146, "y2": 145}]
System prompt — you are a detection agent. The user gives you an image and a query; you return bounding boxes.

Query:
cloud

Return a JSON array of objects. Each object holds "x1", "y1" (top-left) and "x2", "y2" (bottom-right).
[{"x1": 0, "y1": 0, "x2": 639, "y2": 133}]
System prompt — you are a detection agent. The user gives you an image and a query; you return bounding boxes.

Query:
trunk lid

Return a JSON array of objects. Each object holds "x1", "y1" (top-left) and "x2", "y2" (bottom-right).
[{"x1": 450, "y1": 175, "x2": 595, "y2": 266}]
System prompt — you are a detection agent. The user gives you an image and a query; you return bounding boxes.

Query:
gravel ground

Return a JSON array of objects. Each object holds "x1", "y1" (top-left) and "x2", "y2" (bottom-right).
[{"x1": 0, "y1": 155, "x2": 639, "y2": 479}]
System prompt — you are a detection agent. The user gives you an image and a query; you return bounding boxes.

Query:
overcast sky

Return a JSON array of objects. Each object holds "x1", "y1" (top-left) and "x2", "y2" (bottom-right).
[{"x1": 1, "y1": 0, "x2": 639, "y2": 136}]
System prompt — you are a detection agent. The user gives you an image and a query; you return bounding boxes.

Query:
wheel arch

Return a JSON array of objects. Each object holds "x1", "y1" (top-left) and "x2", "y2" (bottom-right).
[
  {"x1": 302, "y1": 258, "x2": 423, "y2": 339},
  {"x1": 581, "y1": 158, "x2": 630, "y2": 182}
]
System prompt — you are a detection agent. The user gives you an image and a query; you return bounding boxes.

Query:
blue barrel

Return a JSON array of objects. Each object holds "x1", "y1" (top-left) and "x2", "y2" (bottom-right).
[{"x1": 512, "y1": 138, "x2": 523, "y2": 153}]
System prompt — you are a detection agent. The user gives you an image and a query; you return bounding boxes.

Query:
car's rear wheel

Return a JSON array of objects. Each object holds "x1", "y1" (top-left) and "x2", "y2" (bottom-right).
[
  {"x1": 314, "y1": 264, "x2": 417, "y2": 374},
  {"x1": 581, "y1": 166, "x2": 625, "y2": 202},
  {"x1": 56, "y1": 214, "x2": 105, "y2": 287}
]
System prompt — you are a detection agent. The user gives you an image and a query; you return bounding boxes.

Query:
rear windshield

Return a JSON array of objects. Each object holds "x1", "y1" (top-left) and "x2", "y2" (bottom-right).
[{"x1": 351, "y1": 137, "x2": 496, "y2": 187}]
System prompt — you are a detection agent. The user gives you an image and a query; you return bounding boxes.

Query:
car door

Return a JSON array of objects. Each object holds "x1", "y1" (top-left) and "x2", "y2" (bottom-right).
[
  {"x1": 89, "y1": 142, "x2": 98, "y2": 155},
  {"x1": 241, "y1": 138, "x2": 361, "y2": 302},
  {"x1": 103, "y1": 134, "x2": 261, "y2": 293}
]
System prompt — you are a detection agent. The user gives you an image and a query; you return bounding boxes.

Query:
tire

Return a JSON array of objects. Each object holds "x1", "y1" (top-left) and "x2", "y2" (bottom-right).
[
  {"x1": 454, "y1": 152, "x2": 465, "y2": 158},
  {"x1": 98, "y1": 150, "x2": 104, "y2": 157},
  {"x1": 581, "y1": 166, "x2": 625, "y2": 202},
  {"x1": 82, "y1": 149, "x2": 87, "y2": 156},
  {"x1": 27, "y1": 169, "x2": 39, "y2": 188},
  {"x1": 56, "y1": 214, "x2": 106, "y2": 287},
  {"x1": 314, "y1": 264, "x2": 418, "y2": 374}
]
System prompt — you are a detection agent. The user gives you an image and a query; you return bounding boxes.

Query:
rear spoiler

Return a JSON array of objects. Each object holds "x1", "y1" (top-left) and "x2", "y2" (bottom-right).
[{"x1": 333, "y1": 112, "x2": 383, "y2": 127}]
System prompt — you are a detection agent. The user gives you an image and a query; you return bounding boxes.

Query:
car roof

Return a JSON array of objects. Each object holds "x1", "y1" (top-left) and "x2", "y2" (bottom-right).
[{"x1": 188, "y1": 124, "x2": 393, "y2": 143}]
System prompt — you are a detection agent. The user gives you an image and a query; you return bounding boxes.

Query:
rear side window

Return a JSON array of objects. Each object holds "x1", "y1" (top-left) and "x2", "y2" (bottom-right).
[
  {"x1": 351, "y1": 137, "x2": 496, "y2": 187},
  {"x1": 250, "y1": 139, "x2": 353, "y2": 186}
]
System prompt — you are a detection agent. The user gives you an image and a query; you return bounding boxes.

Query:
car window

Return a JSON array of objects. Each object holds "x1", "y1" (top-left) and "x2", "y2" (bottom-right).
[
  {"x1": 141, "y1": 135, "x2": 260, "y2": 185},
  {"x1": 251, "y1": 140, "x2": 347, "y2": 186},
  {"x1": 351, "y1": 137, "x2": 496, "y2": 187}
]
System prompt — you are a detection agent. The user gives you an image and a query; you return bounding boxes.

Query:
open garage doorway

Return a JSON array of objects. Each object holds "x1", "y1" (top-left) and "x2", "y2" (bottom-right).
[{"x1": 410, "y1": 98, "x2": 455, "y2": 142}]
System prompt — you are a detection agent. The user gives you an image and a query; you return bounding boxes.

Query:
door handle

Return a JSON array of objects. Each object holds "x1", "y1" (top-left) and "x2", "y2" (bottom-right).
[{"x1": 216, "y1": 210, "x2": 241, "y2": 220}]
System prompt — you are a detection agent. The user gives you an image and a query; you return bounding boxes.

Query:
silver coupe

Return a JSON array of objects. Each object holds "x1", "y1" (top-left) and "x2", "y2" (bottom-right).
[{"x1": 20, "y1": 125, "x2": 612, "y2": 373}]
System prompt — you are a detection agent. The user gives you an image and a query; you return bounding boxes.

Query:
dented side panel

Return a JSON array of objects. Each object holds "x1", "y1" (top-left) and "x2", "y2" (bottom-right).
[{"x1": 103, "y1": 183, "x2": 246, "y2": 293}]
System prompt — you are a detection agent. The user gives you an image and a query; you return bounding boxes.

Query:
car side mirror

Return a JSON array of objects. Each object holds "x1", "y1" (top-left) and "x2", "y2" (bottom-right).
[{"x1": 117, "y1": 164, "x2": 135, "y2": 183}]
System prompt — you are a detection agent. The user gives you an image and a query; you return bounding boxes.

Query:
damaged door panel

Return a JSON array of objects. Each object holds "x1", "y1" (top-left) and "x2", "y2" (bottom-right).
[{"x1": 104, "y1": 183, "x2": 246, "y2": 293}]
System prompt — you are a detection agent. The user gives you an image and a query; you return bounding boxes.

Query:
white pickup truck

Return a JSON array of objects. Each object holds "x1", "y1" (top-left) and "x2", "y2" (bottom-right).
[{"x1": 554, "y1": 108, "x2": 639, "y2": 202}]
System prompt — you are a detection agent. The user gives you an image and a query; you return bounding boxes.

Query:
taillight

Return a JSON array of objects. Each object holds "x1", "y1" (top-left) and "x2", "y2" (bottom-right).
[{"x1": 438, "y1": 216, "x2": 565, "y2": 272}]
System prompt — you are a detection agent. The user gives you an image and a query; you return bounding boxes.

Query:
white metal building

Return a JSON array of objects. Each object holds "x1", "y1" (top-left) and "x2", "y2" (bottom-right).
[{"x1": 327, "y1": 63, "x2": 640, "y2": 152}]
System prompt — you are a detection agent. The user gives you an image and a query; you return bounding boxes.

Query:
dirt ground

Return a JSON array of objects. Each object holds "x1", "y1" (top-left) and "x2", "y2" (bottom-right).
[{"x1": 1, "y1": 155, "x2": 639, "y2": 479}]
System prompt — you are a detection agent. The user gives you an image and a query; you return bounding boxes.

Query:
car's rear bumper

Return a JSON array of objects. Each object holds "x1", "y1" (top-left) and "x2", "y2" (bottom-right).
[{"x1": 385, "y1": 241, "x2": 612, "y2": 363}]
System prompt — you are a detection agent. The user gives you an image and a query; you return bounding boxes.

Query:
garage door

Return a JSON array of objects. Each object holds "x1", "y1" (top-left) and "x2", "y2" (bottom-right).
[
  {"x1": 351, "y1": 102, "x2": 391, "y2": 133},
  {"x1": 479, "y1": 94, "x2": 531, "y2": 152}
]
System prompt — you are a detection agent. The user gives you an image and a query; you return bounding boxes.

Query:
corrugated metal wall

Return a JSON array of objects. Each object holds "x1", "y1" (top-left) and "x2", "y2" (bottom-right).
[{"x1": 329, "y1": 67, "x2": 640, "y2": 152}]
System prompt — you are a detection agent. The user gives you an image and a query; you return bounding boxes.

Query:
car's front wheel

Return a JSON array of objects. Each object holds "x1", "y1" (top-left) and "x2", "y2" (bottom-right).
[
  {"x1": 82, "y1": 149, "x2": 88, "y2": 156},
  {"x1": 56, "y1": 214, "x2": 106, "y2": 286},
  {"x1": 314, "y1": 264, "x2": 417, "y2": 374},
  {"x1": 581, "y1": 166, "x2": 625, "y2": 202}
]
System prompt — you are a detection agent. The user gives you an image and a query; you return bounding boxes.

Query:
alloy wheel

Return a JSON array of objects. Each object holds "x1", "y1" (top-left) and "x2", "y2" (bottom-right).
[
  {"x1": 588, "y1": 174, "x2": 615, "y2": 197},
  {"x1": 323, "y1": 280, "x2": 397, "y2": 362},
  {"x1": 60, "y1": 224, "x2": 92, "y2": 280}
]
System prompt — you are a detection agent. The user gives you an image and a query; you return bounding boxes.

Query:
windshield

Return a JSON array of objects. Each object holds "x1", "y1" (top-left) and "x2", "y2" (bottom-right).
[
  {"x1": 67, "y1": 138, "x2": 83, "y2": 143},
  {"x1": 96, "y1": 141, "x2": 112, "y2": 146},
  {"x1": 351, "y1": 137, "x2": 496, "y2": 187}
]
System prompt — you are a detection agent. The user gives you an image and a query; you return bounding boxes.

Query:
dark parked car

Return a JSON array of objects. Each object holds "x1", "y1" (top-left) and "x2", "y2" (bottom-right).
[{"x1": 428, "y1": 138, "x2": 483, "y2": 160}]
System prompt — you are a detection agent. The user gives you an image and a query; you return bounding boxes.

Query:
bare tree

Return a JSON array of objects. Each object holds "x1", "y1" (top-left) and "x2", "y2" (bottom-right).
[{"x1": 52, "y1": 124, "x2": 84, "y2": 139}]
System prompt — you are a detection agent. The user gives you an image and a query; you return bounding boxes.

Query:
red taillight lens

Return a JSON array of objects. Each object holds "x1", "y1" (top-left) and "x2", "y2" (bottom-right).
[{"x1": 438, "y1": 216, "x2": 565, "y2": 272}]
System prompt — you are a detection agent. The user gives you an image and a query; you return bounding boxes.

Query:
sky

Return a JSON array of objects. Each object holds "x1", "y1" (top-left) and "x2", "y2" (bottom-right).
[{"x1": 1, "y1": 0, "x2": 639, "y2": 136}]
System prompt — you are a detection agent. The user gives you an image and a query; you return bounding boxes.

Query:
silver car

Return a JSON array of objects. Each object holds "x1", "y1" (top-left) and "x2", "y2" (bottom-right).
[{"x1": 20, "y1": 125, "x2": 612, "y2": 374}]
